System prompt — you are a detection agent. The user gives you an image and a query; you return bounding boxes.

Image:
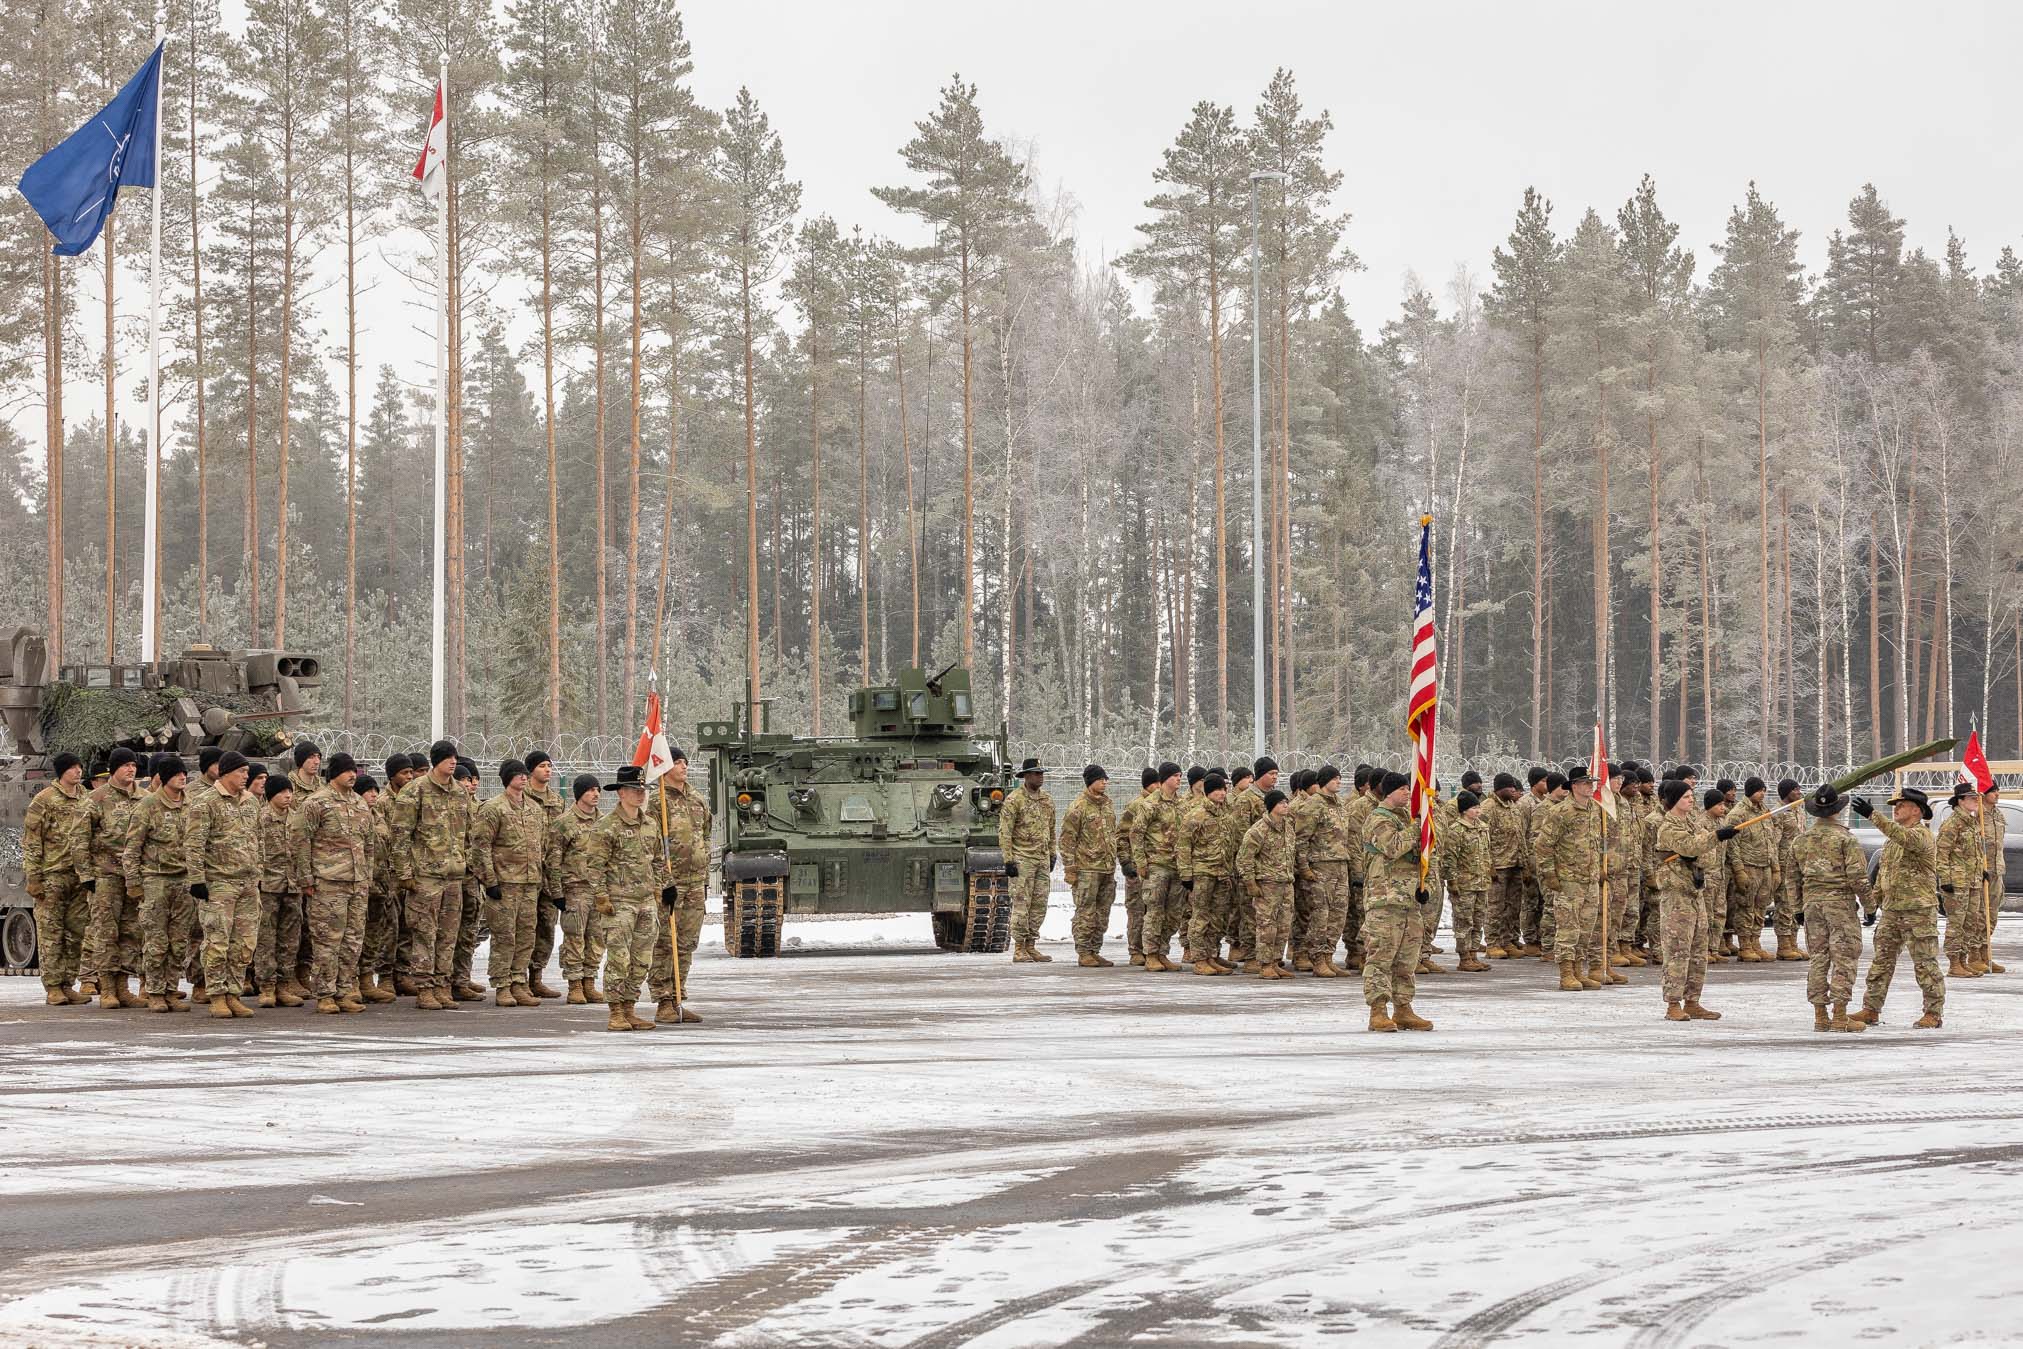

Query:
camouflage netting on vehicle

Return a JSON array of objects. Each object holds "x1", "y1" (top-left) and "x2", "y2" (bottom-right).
[{"x1": 38, "y1": 684, "x2": 286, "y2": 764}]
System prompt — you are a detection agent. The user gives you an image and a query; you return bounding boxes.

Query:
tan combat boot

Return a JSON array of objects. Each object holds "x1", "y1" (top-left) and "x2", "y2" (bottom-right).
[
  {"x1": 416, "y1": 987, "x2": 442, "y2": 1010},
  {"x1": 1683, "y1": 1001, "x2": 1721, "y2": 1020},
  {"x1": 394, "y1": 974, "x2": 420, "y2": 996},
  {"x1": 1075, "y1": 952, "x2": 1105, "y2": 968},
  {"x1": 1989, "y1": 959, "x2": 2008, "y2": 974},
  {"x1": 1258, "y1": 963, "x2": 1289, "y2": 980},
  {"x1": 147, "y1": 993, "x2": 171, "y2": 1013},
  {"x1": 1831, "y1": 1001, "x2": 1865, "y2": 1033},
  {"x1": 606, "y1": 1005, "x2": 633, "y2": 1031},
  {"x1": 1624, "y1": 947, "x2": 1649, "y2": 967},
  {"x1": 1393, "y1": 1002, "x2": 1433, "y2": 1031},
  {"x1": 115, "y1": 975, "x2": 148, "y2": 1008},
  {"x1": 626, "y1": 1005, "x2": 658, "y2": 1031},
  {"x1": 511, "y1": 986, "x2": 541, "y2": 1007},
  {"x1": 1292, "y1": 954, "x2": 1313, "y2": 973},
  {"x1": 1458, "y1": 956, "x2": 1490, "y2": 973},
  {"x1": 1209, "y1": 955, "x2": 1237, "y2": 972},
  {"x1": 281, "y1": 976, "x2": 311, "y2": 1002},
  {"x1": 1416, "y1": 957, "x2": 1444, "y2": 975},
  {"x1": 1311, "y1": 956, "x2": 1340, "y2": 978},
  {"x1": 226, "y1": 994, "x2": 255, "y2": 1018},
  {"x1": 454, "y1": 981, "x2": 488, "y2": 1002},
  {"x1": 494, "y1": 988, "x2": 516, "y2": 1007},
  {"x1": 529, "y1": 979, "x2": 562, "y2": 1000},
  {"x1": 1913, "y1": 1011, "x2": 1943, "y2": 1029},
  {"x1": 1579, "y1": 963, "x2": 1603, "y2": 992},
  {"x1": 1128, "y1": 952, "x2": 1146, "y2": 967},
  {"x1": 315, "y1": 995, "x2": 342, "y2": 1014},
  {"x1": 1848, "y1": 1005, "x2": 1880, "y2": 1026},
  {"x1": 1664, "y1": 1001, "x2": 1689, "y2": 1022},
  {"x1": 209, "y1": 995, "x2": 234, "y2": 1019},
  {"x1": 566, "y1": 979, "x2": 588, "y2": 1005},
  {"x1": 1948, "y1": 957, "x2": 1979, "y2": 978},
  {"x1": 1603, "y1": 963, "x2": 1627, "y2": 986},
  {"x1": 257, "y1": 982, "x2": 278, "y2": 1008},
  {"x1": 1969, "y1": 957, "x2": 1991, "y2": 975},
  {"x1": 1558, "y1": 961, "x2": 1583, "y2": 992},
  {"x1": 1738, "y1": 943, "x2": 1762, "y2": 963},
  {"x1": 1368, "y1": 1003, "x2": 1397, "y2": 1032},
  {"x1": 362, "y1": 977, "x2": 397, "y2": 1004},
  {"x1": 1030, "y1": 946, "x2": 1054, "y2": 963},
  {"x1": 583, "y1": 980, "x2": 604, "y2": 1001},
  {"x1": 43, "y1": 986, "x2": 67, "y2": 1006},
  {"x1": 1191, "y1": 959, "x2": 1230, "y2": 976},
  {"x1": 338, "y1": 993, "x2": 367, "y2": 1013},
  {"x1": 190, "y1": 981, "x2": 209, "y2": 1005},
  {"x1": 1813, "y1": 1004, "x2": 1832, "y2": 1032},
  {"x1": 79, "y1": 977, "x2": 98, "y2": 998},
  {"x1": 1010, "y1": 945, "x2": 1033, "y2": 963},
  {"x1": 436, "y1": 984, "x2": 463, "y2": 1010},
  {"x1": 1777, "y1": 936, "x2": 1805, "y2": 961},
  {"x1": 1145, "y1": 953, "x2": 1176, "y2": 972},
  {"x1": 275, "y1": 982, "x2": 305, "y2": 1008},
  {"x1": 1486, "y1": 946, "x2": 1509, "y2": 960}
]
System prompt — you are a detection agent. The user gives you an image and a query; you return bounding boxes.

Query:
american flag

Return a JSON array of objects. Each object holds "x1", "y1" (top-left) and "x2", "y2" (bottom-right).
[{"x1": 1407, "y1": 514, "x2": 1438, "y2": 877}]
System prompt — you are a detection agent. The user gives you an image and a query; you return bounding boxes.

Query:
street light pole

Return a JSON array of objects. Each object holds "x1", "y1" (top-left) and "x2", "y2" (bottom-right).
[{"x1": 1249, "y1": 170, "x2": 1284, "y2": 763}]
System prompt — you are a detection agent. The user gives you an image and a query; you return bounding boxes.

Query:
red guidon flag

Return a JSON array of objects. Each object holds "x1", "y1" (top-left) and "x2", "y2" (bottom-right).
[
  {"x1": 1961, "y1": 729, "x2": 1994, "y2": 792},
  {"x1": 1591, "y1": 722, "x2": 1615, "y2": 818},
  {"x1": 412, "y1": 81, "x2": 446, "y2": 201},
  {"x1": 633, "y1": 692, "x2": 674, "y2": 783}
]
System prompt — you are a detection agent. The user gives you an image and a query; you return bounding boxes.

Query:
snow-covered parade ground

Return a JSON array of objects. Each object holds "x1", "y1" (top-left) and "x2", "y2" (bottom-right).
[{"x1": 4, "y1": 901, "x2": 2020, "y2": 1348}]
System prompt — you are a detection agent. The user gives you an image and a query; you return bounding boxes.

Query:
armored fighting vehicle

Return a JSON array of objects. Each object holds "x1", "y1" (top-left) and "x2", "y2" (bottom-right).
[
  {"x1": 0, "y1": 628, "x2": 319, "y2": 975},
  {"x1": 697, "y1": 665, "x2": 1015, "y2": 957}
]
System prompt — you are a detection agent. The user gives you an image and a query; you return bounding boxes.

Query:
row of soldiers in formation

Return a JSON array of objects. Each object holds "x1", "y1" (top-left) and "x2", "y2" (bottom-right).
[
  {"x1": 21, "y1": 738, "x2": 712, "y2": 1032},
  {"x1": 997, "y1": 756, "x2": 2005, "y2": 1033}
]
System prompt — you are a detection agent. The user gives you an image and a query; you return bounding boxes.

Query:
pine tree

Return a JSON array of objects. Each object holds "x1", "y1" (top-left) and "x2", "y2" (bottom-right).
[{"x1": 1819, "y1": 183, "x2": 1905, "y2": 363}]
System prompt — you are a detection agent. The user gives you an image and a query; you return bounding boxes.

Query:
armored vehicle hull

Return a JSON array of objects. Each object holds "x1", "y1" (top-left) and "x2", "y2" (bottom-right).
[{"x1": 699, "y1": 666, "x2": 1013, "y2": 957}]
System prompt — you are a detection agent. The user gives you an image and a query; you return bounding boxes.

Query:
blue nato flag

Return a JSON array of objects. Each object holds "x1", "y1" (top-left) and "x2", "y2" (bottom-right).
[{"x1": 17, "y1": 41, "x2": 163, "y2": 257}]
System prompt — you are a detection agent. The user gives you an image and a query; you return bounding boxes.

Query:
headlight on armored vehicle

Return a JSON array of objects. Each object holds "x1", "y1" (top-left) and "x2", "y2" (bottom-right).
[{"x1": 736, "y1": 791, "x2": 764, "y2": 817}]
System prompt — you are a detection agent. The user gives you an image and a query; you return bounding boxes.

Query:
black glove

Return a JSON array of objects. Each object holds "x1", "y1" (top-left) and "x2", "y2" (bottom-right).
[
  {"x1": 1414, "y1": 887, "x2": 1429, "y2": 907},
  {"x1": 484, "y1": 884, "x2": 502, "y2": 902},
  {"x1": 1120, "y1": 860, "x2": 1137, "y2": 879},
  {"x1": 187, "y1": 882, "x2": 208, "y2": 901},
  {"x1": 78, "y1": 877, "x2": 95, "y2": 894},
  {"x1": 1863, "y1": 907, "x2": 1878, "y2": 927},
  {"x1": 1181, "y1": 878, "x2": 1193, "y2": 891},
  {"x1": 1984, "y1": 870, "x2": 1991, "y2": 882},
  {"x1": 1850, "y1": 796, "x2": 1874, "y2": 819},
  {"x1": 1715, "y1": 826, "x2": 1739, "y2": 842},
  {"x1": 660, "y1": 885, "x2": 679, "y2": 906},
  {"x1": 1941, "y1": 884, "x2": 1955, "y2": 896},
  {"x1": 1050, "y1": 854, "x2": 1058, "y2": 873},
  {"x1": 1005, "y1": 860, "x2": 1020, "y2": 879},
  {"x1": 547, "y1": 891, "x2": 569, "y2": 909}
]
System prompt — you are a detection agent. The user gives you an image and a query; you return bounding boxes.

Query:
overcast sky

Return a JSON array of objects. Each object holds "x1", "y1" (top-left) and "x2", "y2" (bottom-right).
[{"x1": 25, "y1": 0, "x2": 2023, "y2": 454}]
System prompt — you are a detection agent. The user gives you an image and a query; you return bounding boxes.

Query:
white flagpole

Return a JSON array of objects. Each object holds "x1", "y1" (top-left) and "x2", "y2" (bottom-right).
[
  {"x1": 429, "y1": 54, "x2": 448, "y2": 740},
  {"x1": 141, "y1": 17, "x2": 165, "y2": 663}
]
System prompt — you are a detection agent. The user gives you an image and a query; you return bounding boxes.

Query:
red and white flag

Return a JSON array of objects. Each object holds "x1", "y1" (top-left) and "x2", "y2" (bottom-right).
[
  {"x1": 1961, "y1": 729, "x2": 1995, "y2": 793},
  {"x1": 412, "y1": 81, "x2": 446, "y2": 200},
  {"x1": 1591, "y1": 722, "x2": 1616, "y2": 818},
  {"x1": 633, "y1": 691, "x2": 675, "y2": 783}
]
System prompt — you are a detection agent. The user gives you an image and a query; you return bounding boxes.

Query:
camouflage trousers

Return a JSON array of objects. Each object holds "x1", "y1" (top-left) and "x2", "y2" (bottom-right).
[
  {"x1": 1231, "y1": 872, "x2": 1257, "y2": 961},
  {"x1": 1139, "y1": 865, "x2": 1182, "y2": 958},
  {"x1": 1519, "y1": 872, "x2": 1546, "y2": 947},
  {"x1": 484, "y1": 882, "x2": 540, "y2": 990},
  {"x1": 1659, "y1": 883, "x2": 1708, "y2": 1003},
  {"x1": 1552, "y1": 882, "x2": 1601, "y2": 968},
  {"x1": 1606, "y1": 871, "x2": 1634, "y2": 949},
  {"x1": 31, "y1": 875, "x2": 89, "y2": 989},
  {"x1": 649, "y1": 884, "x2": 706, "y2": 1000},
  {"x1": 602, "y1": 893, "x2": 660, "y2": 1006},
  {"x1": 1249, "y1": 880, "x2": 1293, "y2": 965},
  {"x1": 139, "y1": 876, "x2": 194, "y2": 995},
  {"x1": 1121, "y1": 873, "x2": 1144, "y2": 956},
  {"x1": 1340, "y1": 882, "x2": 1365, "y2": 964},
  {"x1": 1420, "y1": 881, "x2": 1443, "y2": 956},
  {"x1": 406, "y1": 878, "x2": 464, "y2": 990},
  {"x1": 1730, "y1": 864, "x2": 1776, "y2": 943},
  {"x1": 197, "y1": 881, "x2": 259, "y2": 997},
  {"x1": 1538, "y1": 883, "x2": 1558, "y2": 949},
  {"x1": 1640, "y1": 877, "x2": 1662, "y2": 951},
  {"x1": 1943, "y1": 886, "x2": 1993, "y2": 960},
  {"x1": 560, "y1": 887, "x2": 612, "y2": 982},
  {"x1": 359, "y1": 887, "x2": 398, "y2": 980},
  {"x1": 1449, "y1": 886, "x2": 1488, "y2": 958},
  {"x1": 1773, "y1": 864, "x2": 1802, "y2": 941},
  {"x1": 1290, "y1": 873, "x2": 1311, "y2": 956},
  {"x1": 308, "y1": 882, "x2": 368, "y2": 999},
  {"x1": 1186, "y1": 877, "x2": 1237, "y2": 959},
  {"x1": 1703, "y1": 871, "x2": 1731, "y2": 952},
  {"x1": 1487, "y1": 868, "x2": 1523, "y2": 950},
  {"x1": 255, "y1": 888, "x2": 303, "y2": 986},
  {"x1": 1303, "y1": 862, "x2": 1350, "y2": 962},
  {"x1": 1865, "y1": 906, "x2": 1943, "y2": 1017},
  {"x1": 1362, "y1": 903, "x2": 1423, "y2": 1009},
  {"x1": 394, "y1": 885, "x2": 415, "y2": 979},
  {"x1": 88, "y1": 872, "x2": 142, "y2": 984},
  {"x1": 529, "y1": 894, "x2": 560, "y2": 985},
  {"x1": 1804, "y1": 896, "x2": 1863, "y2": 1007},
  {"x1": 1069, "y1": 870, "x2": 1115, "y2": 954},
  {"x1": 1008, "y1": 861, "x2": 1051, "y2": 945},
  {"x1": 453, "y1": 879, "x2": 483, "y2": 988}
]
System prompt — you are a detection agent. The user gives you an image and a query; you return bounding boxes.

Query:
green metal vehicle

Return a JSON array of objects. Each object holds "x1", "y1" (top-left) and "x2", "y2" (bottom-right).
[{"x1": 696, "y1": 665, "x2": 1015, "y2": 958}]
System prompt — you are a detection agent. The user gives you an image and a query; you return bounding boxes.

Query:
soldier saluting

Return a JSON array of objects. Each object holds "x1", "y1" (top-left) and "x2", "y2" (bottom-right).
[{"x1": 1850, "y1": 787, "x2": 1946, "y2": 1029}]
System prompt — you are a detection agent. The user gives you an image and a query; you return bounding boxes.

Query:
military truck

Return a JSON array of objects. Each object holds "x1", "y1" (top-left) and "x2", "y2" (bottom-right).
[
  {"x1": 696, "y1": 665, "x2": 1015, "y2": 957},
  {"x1": 0, "y1": 628, "x2": 319, "y2": 975}
]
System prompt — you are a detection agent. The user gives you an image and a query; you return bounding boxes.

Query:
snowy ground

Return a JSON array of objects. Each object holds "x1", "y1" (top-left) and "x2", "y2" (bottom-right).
[{"x1": 3, "y1": 898, "x2": 2022, "y2": 1349}]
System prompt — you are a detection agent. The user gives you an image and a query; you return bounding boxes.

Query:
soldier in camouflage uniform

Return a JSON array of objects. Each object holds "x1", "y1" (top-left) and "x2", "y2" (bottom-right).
[
  {"x1": 589, "y1": 765, "x2": 677, "y2": 1031},
  {"x1": 84, "y1": 748, "x2": 148, "y2": 1008},
  {"x1": 1768, "y1": 779, "x2": 1806, "y2": 960},
  {"x1": 1605, "y1": 768, "x2": 1644, "y2": 969},
  {"x1": 521, "y1": 750, "x2": 567, "y2": 997},
  {"x1": 1000, "y1": 758, "x2": 1057, "y2": 963},
  {"x1": 1179, "y1": 773, "x2": 1243, "y2": 974},
  {"x1": 1789, "y1": 786, "x2": 1871, "y2": 1032},
  {"x1": 1339, "y1": 766, "x2": 1378, "y2": 971},
  {"x1": 1297, "y1": 766, "x2": 1353, "y2": 977},
  {"x1": 1116, "y1": 767, "x2": 1159, "y2": 966},
  {"x1": 1287, "y1": 769, "x2": 1318, "y2": 965},
  {"x1": 647, "y1": 748, "x2": 712, "y2": 1023},
  {"x1": 1851, "y1": 789, "x2": 1944, "y2": 1027},
  {"x1": 124, "y1": 755, "x2": 194, "y2": 1011},
  {"x1": 472, "y1": 759, "x2": 549, "y2": 1006},
  {"x1": 283, "y1": 742, "x2": 324, "y2": 992},
  {"x1": 1228, "y1": 760, "x2": 1274, "y2": 963},
  {"x1": 389, "y1": 741, "x2": 472, "y2": 1011},
  {"x1": 184, "y1": 752, "x2": 261, "y2": 1019},
  {"x1": 1698, "y1": 788, "x2": 1733, "y2": 961},
  {"x1": 553, "y1": 774, "x2": 611, "y2": 1002},
  {"x1": 1534, "y1": 768, "x2": 1609, "y2": 992},
  {"x1": 449, "y1": 759, "x2": 488, "y2": 1000},
  {"x1": 350, "y1": 775, "x2": 397, "y2": 1003},
  {"x1": 1059, "y1": 764, "x2": 1120, "y2": 967},
  {"x1": 1723, "y1": 778, "x2": 1779, "y2": 962},
  {"x1": 1362, "y1": 772, "x2": 1432, "y2": 1032},
  {"x1": 292, "y1": 754, "x2": 375, "y2": 1014},
  {"x1": 1132, "y1": 763, "x2": 1186, "y2": 971},
  {"x1": 1237, "y1": 789, "x2": 1296, "y2": 977},
  {"x1": 255, "y1": 774, "x2": 305, "y2": 1006},
  {"x1": 1515, "y1": 767, "x2": 1550, "y2": 954},
  {"x1": 24, "y1": 751, "x2": 94, "y2": 1005},
  {"x1": 1936, "y1": 784, "x2": 1986, "y2": 979},
  {"x1": 1652, "y1": 777, "x2": 1725, "y2": 1021},
  {"x1": 1483, "y1": 772, "x2": 1525, "y2": 958},
  {"x1": 1974, "y1": 785, "x2": 2006, "y2": 974},
  {"x1": 1446, "y1": 790, "x2": 1491, "y2": 971}
]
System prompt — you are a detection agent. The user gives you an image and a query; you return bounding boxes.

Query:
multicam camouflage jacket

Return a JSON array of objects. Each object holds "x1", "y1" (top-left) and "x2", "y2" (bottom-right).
[
  {"x1": 23, "y1": 782, "x2": 92, "y2": 886},
  {"x1": 1177, "y1": 798, "x2": 1244, "y2": 880},
  {"x1": 291, "y1": 783, "x2": 374, "y2": 889},
  {"x1": 1873, "y1": 815, "x2": 1938, "y2": 912},
  {"x1": 1935, "y1": 808, "x2": 1985, "y2": 899},
  {"x1": 1133, "y1": 791, "x2": 1184, "y2": 872},
  {"x1": 997, "y1": 784, "x2": 1056, "y2": 864},
  {"x1": 1446, "y1": 812, "x2": 1491, "y2": 892},
  {"x1": 122, "y1": 789, "x2": 190, "y2": 887},
  {"x1": 471, "y1": 790, "x2": 550, "y2": 888},
  {"x1": 1342, "y1": 793, "x2": 1376, "y2": 885},
  {"x1": 85, "y1": 779, "x2": 144, "y2": 883},
  {"x1": 1058, "y1": 789, "x2": 1118, "y2": 875},
  {"x1": 551, "y1": 802, "x2": 604, "y2": 891},
  {"x1": 1726, "y1": 798, "x2": 1778, "y2": 870},
  {"x1": 588, "y1": 805, "x2": 675, "y2": 903},
  {"x1": 1533, "y1": 797, "x2": 1606, "y2": 890},
  {"x1": 183, "y1": 785, "x2": 261, "y2": 886},
  {"x1": 1790, "y1": 817, "x2": 1871, "y2": 912},
  {"x1": 1299, "y1": 791, "x2": 1357, "y2": 872},
  {"x1": 1361, "y1": 804, "x2": 1421, "y2": 911},
  {"x1": 1236, "y1": 814, "x2": 1296, "y2": 886},
  {"x1": 1484, "y1": 792, "x2": 1525, "y2": 872},
  {"x1": 259, "y1": 804, "x2": 302, "y2": 894},
  {"x1": 1117, "y1": 788, "x2": 1155, "y2": 875},
  {"x1": 388, "y1": 771, "x2": 472, "y2": 884}
]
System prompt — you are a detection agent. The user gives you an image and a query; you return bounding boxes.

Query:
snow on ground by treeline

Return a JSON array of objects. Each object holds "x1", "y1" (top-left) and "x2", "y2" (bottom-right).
[{"x1": 3, "y1": 901, "x2": 2020, "y2": 1347}]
